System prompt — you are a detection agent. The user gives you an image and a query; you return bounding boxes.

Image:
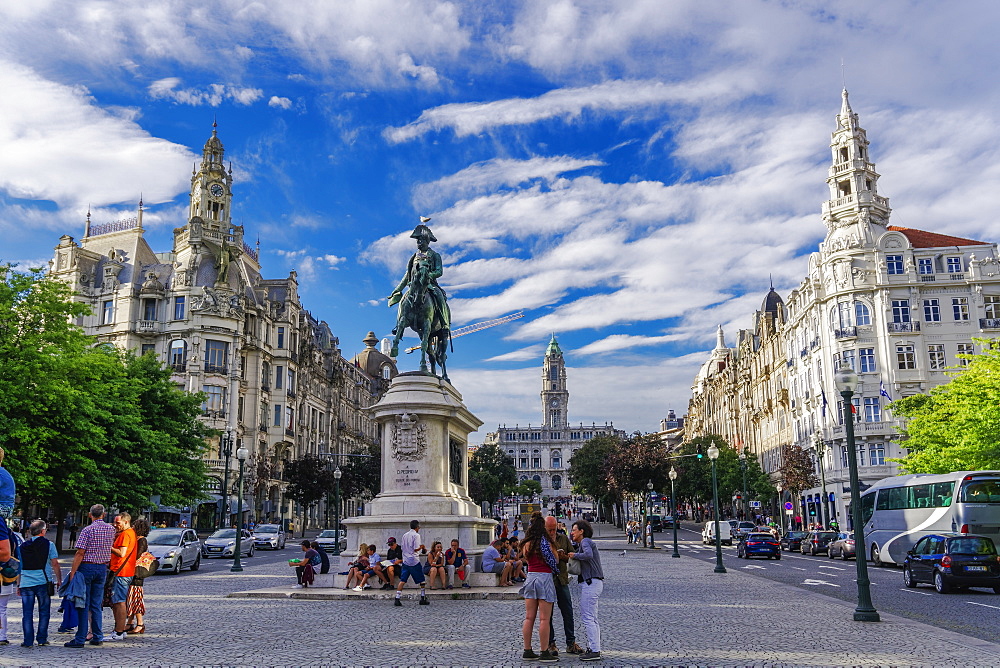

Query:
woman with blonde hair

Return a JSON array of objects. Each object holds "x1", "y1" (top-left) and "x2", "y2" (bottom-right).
[{"x1": 344, "y1": 543, "x2": 369, "y2": 590}]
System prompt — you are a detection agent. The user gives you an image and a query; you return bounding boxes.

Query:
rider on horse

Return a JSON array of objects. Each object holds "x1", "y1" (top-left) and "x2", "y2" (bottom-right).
[{"x1": 388, "y1": 223, "x2": 451, "y2": 378}]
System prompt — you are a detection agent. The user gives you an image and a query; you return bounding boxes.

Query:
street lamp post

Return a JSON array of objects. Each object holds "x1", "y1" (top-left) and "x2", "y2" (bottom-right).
[
  {"x1": 739, "y1": 449, "x2": 748, "y2": 521},
  {"x1": 707, "y1": 444, "x2": 726, "y2": 573},
  {"x1": 669, "y1": 466, "x2": 680, "y2": 558},
  {"x1": 332, "y1": 466, "x2": 342, "y2": 557},
  {"x1": 231, "y1": 445, "x2": 249, "y2": 573},
  {"x1": 835, "y1": 362, "x2": 880, "y2": 622},
  {"x1": 776, "y1": 483, "x2": 784, "y2": 532},
  {"x1": 219, "y1": 431, "x2": 233, "y2": 529},
  {"x1": 646, "y1": 480, "x2": 656, "y2": 549},
  {"x1": 814, "y1": 435, "x2": 829, "y2": 528}
]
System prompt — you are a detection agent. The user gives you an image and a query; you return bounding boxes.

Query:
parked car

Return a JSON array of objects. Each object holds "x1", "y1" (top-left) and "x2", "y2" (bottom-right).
[
  {"x1": 903, "y1": 533, "x2": 1000, "y2": 594},
  {"x1": 146, "y1": 528, "x2": 202, "y2": 574},
  {"x1": 733, "y1": 521, "x2": 757, "y2": 540},
  {"x1": 314, "y1": 529, "x2": 347, "y2": 553},
  {"x1": 702, "y1": 520, "x2": 733, "y2": 546},
  {"x1": 662, "y1": 515, "x2": 675, "y2": 530},
  {"x1": 828, "y1": 532, "x2": 856, "y2": 560},
  {"x1": 800, "y1": 530, "x2": 838, "y2": 556},
  {"x1": 737, "y1": 533, "x2": 781, "y2": 560},
  {"x1": 780, "y1": 531, "x2": 809, "y2": 552},
  {"x1": 202, "y1": 529, "x2": 255, "y2": 558},
  {"x1": 253, "y1": 524, "x2": 286, "y2": 550},
  {"x1": 648, "y1": 515, "x2": 663, "y2": 532}
]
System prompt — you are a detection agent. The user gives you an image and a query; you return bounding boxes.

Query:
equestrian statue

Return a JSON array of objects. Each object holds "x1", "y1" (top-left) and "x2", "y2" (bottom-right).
[{"x1": 388, "y1": 221, "x2": 452, "y2": 381}]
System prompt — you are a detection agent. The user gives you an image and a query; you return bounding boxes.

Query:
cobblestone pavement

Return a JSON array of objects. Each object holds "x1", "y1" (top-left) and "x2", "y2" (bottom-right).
[{"x1": 1, "y1": 523, "x2": 999, "y2": 667}]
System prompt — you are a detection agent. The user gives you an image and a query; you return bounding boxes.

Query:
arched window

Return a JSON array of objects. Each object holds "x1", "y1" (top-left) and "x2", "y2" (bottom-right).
[
  {"x1": 552, "y1": 475, "x2": 562, "y2": 490},
  {"x1": 381, "y1": 365, "x2": 392, "y2": 380},
  {"x1": 551, "y1": 450, "x2": 562, "y2": 469},
  {"x1": 532, "y1": 475, "x2": 541, "y2": 483},
  {"x1": 520, "y1": 475, "x2": 528, "y2": 482},
  {"x1": 854, "y1": 301, "x2": 871, "y2": 326},
  {"x1": 169, "y1": 340, "x2": 186, "y2": 371}
]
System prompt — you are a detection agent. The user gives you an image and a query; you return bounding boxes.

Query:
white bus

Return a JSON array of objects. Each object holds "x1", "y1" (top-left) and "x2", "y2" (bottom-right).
[{"x1": 859, "y1": 470, "x2": 1000, "y2": 566}]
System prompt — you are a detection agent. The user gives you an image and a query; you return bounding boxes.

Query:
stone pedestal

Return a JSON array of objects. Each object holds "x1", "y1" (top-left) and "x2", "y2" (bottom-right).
[{"x1": 342, "y1": 372, "x2": 496, "y2": 565}]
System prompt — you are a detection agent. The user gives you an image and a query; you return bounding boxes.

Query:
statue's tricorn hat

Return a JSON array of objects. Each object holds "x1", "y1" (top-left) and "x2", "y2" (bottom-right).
[{"x1": 410, "y1": 224, "x2": 436, "y2": 242}]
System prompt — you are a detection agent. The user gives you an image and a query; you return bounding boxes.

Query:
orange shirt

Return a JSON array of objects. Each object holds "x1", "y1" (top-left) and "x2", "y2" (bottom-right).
[{"x1": 110, "y1": 527, "x2": 137, "y2": 577}]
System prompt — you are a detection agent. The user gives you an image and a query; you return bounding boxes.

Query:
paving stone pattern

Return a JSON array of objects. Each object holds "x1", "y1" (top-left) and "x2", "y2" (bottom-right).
[{"x1": 0, "y1": 523, "x2": 998, "y2": 667}]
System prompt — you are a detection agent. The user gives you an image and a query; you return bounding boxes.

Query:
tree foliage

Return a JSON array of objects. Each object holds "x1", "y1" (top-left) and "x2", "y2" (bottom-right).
[
  {"x1": 0, "y1": 265, "x2": 209, "y2": 535},
  {"x1": 515, "y1": 479, "x2": 542, "y2": 498},
  {"x1": 468, "y1": 442, "x2": 516, "y2": 505},
  {"x1": 283, "y1": 454, "x2": 335, "y2": 509},
  {"x1": 339, "y1": 442, "x2": 381, "y2": 500},
  {"x1": 778, "y1": 444, "x2": 818, "y2": 496},
  {"x1": 672, "y1": 435, "x2": 775, "y2": 503},
  {"x1": 567, "y1": 435, "x2": 621, "y2": 503},
  {"x1": 891, "y1": 340, "x2": 1000, "y2": 473}
]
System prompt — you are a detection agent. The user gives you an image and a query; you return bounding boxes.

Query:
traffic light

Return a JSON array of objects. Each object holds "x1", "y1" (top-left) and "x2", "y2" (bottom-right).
[
  {"x1": 696, "y1": 444, "x2": 703, "y2": 459},
  {"x1": 661, "y1": 495, "x2": 667, "y2": 502},
  {"x1": 809, "y1": 508, "x2": 816, "y2": 516}
]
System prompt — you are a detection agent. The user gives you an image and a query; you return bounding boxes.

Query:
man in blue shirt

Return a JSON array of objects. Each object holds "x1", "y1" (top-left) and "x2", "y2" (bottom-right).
[
  {"x1": 480, "y1": 538, "x2": 514, "y2": 586},
  {"x1": 16, "y1": 520, "x2": 61, "y2": 647}
]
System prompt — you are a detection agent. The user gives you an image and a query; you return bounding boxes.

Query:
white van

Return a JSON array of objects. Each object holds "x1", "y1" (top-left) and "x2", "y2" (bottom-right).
[{"x1": 702, "y1": 520, "x2": 733, "y2": 546}]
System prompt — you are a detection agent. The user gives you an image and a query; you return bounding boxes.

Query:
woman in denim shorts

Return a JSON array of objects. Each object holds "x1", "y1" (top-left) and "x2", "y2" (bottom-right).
[{"x1": 518, "y1": 512, "x2": 560, "y2": 663}]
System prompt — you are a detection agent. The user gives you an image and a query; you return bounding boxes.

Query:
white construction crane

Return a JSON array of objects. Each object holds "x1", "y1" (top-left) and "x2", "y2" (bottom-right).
[{"x1": 405, "y1": 311, "x2": 524, "y2": 354}]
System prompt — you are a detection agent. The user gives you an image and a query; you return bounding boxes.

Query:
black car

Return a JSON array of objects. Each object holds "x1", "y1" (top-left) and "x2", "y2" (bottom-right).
[
  {"x1": 903, "y1": 533, "x2": 1000, "y2": 594},
  {"x1": 800, "y1": 530, "x2": 838, "y2": 556},
  {"x1": 648, "y1": 515, "x2": 663, "y2": 532},
  {"x1": 780, "y1": 531, "x2": 809, "y2": 552}
]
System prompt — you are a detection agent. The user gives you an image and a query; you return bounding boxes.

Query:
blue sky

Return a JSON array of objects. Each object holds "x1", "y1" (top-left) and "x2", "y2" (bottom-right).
[{"x1": 4, "y1": 1, "x2": 1000, "y2": 435}]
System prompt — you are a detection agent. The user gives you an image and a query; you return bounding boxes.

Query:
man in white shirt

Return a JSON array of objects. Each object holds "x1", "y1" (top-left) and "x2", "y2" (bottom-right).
[{"x1": 394, "y1": 519, "x2": 428, "y2": 606}]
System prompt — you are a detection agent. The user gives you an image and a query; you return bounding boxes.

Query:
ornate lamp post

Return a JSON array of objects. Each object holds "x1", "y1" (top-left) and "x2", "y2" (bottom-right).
[
  {"x1": 669, "y1": 466, "x2": 680, "y2": 558},
  {"x1": 219, "y1": 430, "x2": 233, "y2": 529},
  {"x1": 835, "y1": 362, "x2": 880, "y2": 622},
  {"x1": 332, "y1": 466, "x2": 343, "y2": 557},
  {"x1": 739, "y1": 449, "x2": 748, "y2": 520},
  {"x1": 707, "y1": 444, "x2": 726, "y2": 573},
  {"x1": 231, "y1": 445, "x2": 249, "y2": 573},
  {"x1": 776, "y1": 483, "x2": 784, "y2": 532},
  {"x1": 646, "y1": 480, "x2": 656, "y2": 549}
]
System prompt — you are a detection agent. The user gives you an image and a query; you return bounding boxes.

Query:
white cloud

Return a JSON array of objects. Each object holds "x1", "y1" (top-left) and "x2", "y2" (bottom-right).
[
  {"x1": 384, "y1": 76, "x2": 755, "y2": 143},
  {"x1": 0, "y1": 61, "x2": 194, "y2": 208},
  {"x1": 148, "y1": 78, "x2": 263, "y2": 107},
  {"x1": 484, "y1": 345, "x2": 544, "y2": 363},
  {"x1": 321, "y1": 254, "x2": 345, "y2": 268},
  {"x1": 268, "y1": 96, "x2": 293, "y2": 110}
]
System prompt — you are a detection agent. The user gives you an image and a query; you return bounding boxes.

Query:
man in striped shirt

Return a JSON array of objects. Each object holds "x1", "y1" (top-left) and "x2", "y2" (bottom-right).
[{"x1": 64, "y1": 504, "x2": 116, "y2": 648}]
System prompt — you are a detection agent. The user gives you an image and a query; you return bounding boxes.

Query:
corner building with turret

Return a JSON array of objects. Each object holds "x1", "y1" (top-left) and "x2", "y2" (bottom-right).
[
  {"x1": 687, "y1": 91, "x2": 1000, "y2": 529},
  {"x1": 483, "y1": 335, "x2": 625, "y2": 502},
  {"x1": 48, "y1": 125, "x2": 395, "y2": 530}
]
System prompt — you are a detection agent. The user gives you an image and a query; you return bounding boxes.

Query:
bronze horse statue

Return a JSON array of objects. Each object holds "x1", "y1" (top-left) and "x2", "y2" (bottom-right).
[{"x1": 388, "y1": 223, "x2": 451, "y2": 381}]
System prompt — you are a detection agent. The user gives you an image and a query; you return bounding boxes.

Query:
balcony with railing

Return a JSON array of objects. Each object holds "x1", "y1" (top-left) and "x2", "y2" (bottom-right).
[
  {"x1": 204, "y1": 363, "x2": 228, "y2": 374},
  {"x1": 980, "y1": 318, "x2": 1000, "y2": 330},
  {"x1": 888, "y1": 322, "x2": 920, "y2": 333},
  {"x1": 169, "y1": 362, "x2": 186, "y2": 373},
  {"x1": 834, "y1": 327, "x2": 857, "y2": 340},
  {"x1": 136, "y1": 320, "x2": 160, "y2": 334},
  {"x1": 285, "y1": 427, "x2": 295, "y2": 437}
]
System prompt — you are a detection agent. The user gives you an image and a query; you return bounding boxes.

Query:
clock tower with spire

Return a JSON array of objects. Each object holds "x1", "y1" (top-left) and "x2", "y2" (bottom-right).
[
  {"x1": 541, "y1": 334, "x2": 568, "y2": 428},
  {"x1": 190, "y1": 120, "x2": 234, "y2": 228}
]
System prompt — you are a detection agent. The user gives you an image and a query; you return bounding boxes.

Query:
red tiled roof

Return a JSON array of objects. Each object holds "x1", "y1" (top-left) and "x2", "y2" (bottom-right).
[{"x1": 887, "y1": 226, "x2": 988, "y2": 248}]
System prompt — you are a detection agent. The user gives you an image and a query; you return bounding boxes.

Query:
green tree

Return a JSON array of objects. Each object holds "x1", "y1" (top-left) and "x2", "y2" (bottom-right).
[
  {"x1": 468, "y1": 442, "x2": 516, "y2": 508},
  {"x1": 890, "y1": 340, "x2": 1000, "y2": 472},
  {"x1": 284, "y1": 454, "x2": 335, "y2": 536},
  {"x1": 778, "y1": 444, "x2": 818, "y2": 513},
  {"x1": 339, "y1": 442, "x2": 381, "y2": 500},
  {"x1": 515, "y1": 479, "x2": 542, "y2": 499},
  {"x1": 568, "y1": 434, "x2": 624, "y2": 522}
]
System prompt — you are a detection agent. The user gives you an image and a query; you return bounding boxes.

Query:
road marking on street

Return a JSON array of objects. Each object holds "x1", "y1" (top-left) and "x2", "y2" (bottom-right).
[
  {"x1": 818, "y1": 565, "x2": 845, "y2": 571},
  {"x1": 899, "y1": 588, "x2": 932, "y2": 596},
  {"x1": 968, "y1": 602, "x2": 1000, "y2": 610},
  {"x1": 802, "y1": 579, "x2": 840, "y2": 587},
  {"x1": 791, "y1": 567, "x2": 806, "y2": 571},
  {"x1": 742, "y1": 565, "x2": 766, "y2": 570}
]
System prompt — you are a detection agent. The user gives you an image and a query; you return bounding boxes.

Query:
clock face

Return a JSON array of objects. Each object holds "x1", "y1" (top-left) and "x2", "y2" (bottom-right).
[
  {"x1": 210, "y1": 183, "x2": 224, "y2": 198},
  {"x1": 550, "y1": 398, "x2": 559, "y2": 407}
]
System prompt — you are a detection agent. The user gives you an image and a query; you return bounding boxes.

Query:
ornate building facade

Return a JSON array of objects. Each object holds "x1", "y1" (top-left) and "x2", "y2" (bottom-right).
[
  {"x1": 482, "y1": 335, "x2": 625, "y2": 501},
  {"x1": 687, "y1": 91, "x2": 1000, "y2": 527},
  {"x1": 48, "y1": 126, "x2": 395, "y2": 529}
]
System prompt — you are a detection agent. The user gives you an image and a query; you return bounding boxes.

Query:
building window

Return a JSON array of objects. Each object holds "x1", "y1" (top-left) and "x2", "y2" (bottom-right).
[
  {"x1": 946, "y1": 257, "x2": 963, "y2": 273},
  {"x1": 870, "y1": 445, "x2": 886, "y2": 466},
  {"x1": 261, "y1": 361, "x2": 270, "y2": 389},
  {"x1": 275, "y1": 365, "x2": 283, "y2": 389},
  {"x1": 277, "y1": 326, "x2": 285, "y2": 349},
  {"x1": 551, "y1": 450, "x2": 562, "y2": 469},
  {"x1": 552, "y1": 475, "x2": 562, "y2": 490},
  {"x1": 102, "y1": 300, "x2": 114, "y2": 324},
  {"x1": 238, "y1": 396, "x2": 244, "y2": 422},
  {"x1": 274, "y1": 404, "x2": 282, "y2": 427},
  {"x1": 986, "y1": 296, "x2": 1000, "y2": 319},
  {"x1": 928, "y1": 344, "x2": 946, "y2": 370},
  {"x1": 892, "y1": 300, "x2": 910, "y2": 323},
  {"x1": 205, "y1": 340, "x2": 228, "y2": 374},
  {"x1": 834, "y1": 302, "x2": 852, "y2": 328},
  {"x1": 896, "y1": 345, "x2": 915, "y2": 370},
  {"x1": 918, "y1": 258, "x2": 934, "y2": 275},
  {"x1": 142, "y1": 298, "x2": 157, "y2": 321},
  {"x1": 203, "y1": 385, "x2": 226, "y2": 415},
  {"x1": 886, "y1": 255, "x2": 904, "y2": 275},
  {"x1": 923, "y1": 299, "x2": 940, "y2": 322},
  {"x1": 957, "y1": 342, "x2": 975, "y2": 366},
  {"x1": 952, "y1": 297, "x2": 969, "y2": 321},
  {"x1": 288, "y1": 369, "x2": 295, "y2": 393},
  {"x1": 855, "y1": 302, "x2": 871, "y2": 326},
  {"x1": 858, "y1": 444, "x2": 866, "y2": 466},
  {"x1": 519, "y1": 458, "x2": 527, "y2": 468},
  {"x1": 286, "y1": 406, "x2": 294, "y2": 430},
  {"x1": 864, "y1": 397, "x2": 881, "y2": 422},
  {"x1": 532, "y1": 475, "x2": 541, "y2": 483},
  {"x1": 174, "y1": 295, "x2": 186, "y2": 320},
  {"x1": 140, "y1": 343, "x2": 155, "y2": 356},
  {"x1": 532, "y1": 457, "x2": 540, "y2": 468},
  {"x1": 169, "y1": 340, "x2": 186, "y2": 370},
  {"x1": 841, "y1": 446, "x2": 849, "y2": 468},
  {"x1": 841, "y1": 349, "x2": 856, "y2": 370},
  {"x1": 859, "y1": 348, "x2": 876, "y2": 373},
  {"x1": 531, "y1": 432, "x2": 541, "y2": 440},
  {"x1": 382, "y1": 365, "x2": 392, "y2": 380}
]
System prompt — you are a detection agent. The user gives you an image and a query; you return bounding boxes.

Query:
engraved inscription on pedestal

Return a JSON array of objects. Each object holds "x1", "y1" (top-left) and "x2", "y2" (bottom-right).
[{"x1": 391, "y1": 412, "x2": 427, "y2": 462}]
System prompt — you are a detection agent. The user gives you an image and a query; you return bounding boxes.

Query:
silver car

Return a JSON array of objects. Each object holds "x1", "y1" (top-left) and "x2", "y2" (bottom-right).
[
  {"x1": 253, "y1": 524, "x2": 286, "y2": 550},
  {"x1": 202, "y1": 528, "x2": 255, "y2": 558},
  {"x1": 147, "y1": 528, "x2": 202, "y2": 574},
  {"x1": 314, "y1": 529, "x2": 346, "y2": 553}
]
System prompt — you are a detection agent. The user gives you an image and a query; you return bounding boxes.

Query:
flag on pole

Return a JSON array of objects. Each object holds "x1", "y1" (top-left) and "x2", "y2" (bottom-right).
[
  {"x1": 821, "y1": 389, "x2": 828, "y2": 417},
  {"x1": 880, "y1": 379, "x2": 893, "y2": 401}
]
